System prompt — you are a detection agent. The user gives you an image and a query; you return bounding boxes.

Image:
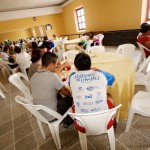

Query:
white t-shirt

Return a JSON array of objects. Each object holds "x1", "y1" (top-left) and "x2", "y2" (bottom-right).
[
  {"x1": 15, "y1": 52, "x2": 30, "y2": 64},
  {"x1": 69, "y1": 70, "x2": 109, "y2": 113},
  {"x1": 3, "y1": 52, "x2": 9, "y2": 61}
]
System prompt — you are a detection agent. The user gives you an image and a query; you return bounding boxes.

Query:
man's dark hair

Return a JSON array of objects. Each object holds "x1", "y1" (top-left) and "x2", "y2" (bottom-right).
[
  {"x1": 31, "y1": 48, "x2": 42, "y2": 63},
  {"x1": 32, "y1": 42, "x2": 38, "y2": 49},
  {"x1": 140, "y1": 24, "x2": 150, "y2": 33},
  {"x1": 78, "y1": 42, "x2": 83, "y2": 46},
  {"x1": 3, "y1": 46, "x2": 9, "y2": 52},
  {"x1": 74, "y1": 53, "x2": 91, "y2": 70},
  {"x1": 14, "y1": 46, "x2": 21, "y2": 53},
  {"x1": 141, "y1": 23, "x2": 148, "y2": 29},
  {"x1": 42, "y1": 52, "x2": 58, "y2": 67}
]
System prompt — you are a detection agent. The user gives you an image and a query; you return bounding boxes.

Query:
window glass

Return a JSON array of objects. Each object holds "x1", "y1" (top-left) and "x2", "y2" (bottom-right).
[{"x1": 75, "y1": 7, "x2": 86, "y2": 31}]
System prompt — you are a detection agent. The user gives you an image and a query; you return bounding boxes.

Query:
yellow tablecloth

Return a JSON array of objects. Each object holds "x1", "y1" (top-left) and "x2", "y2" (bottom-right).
[
  {"x1": 89, "y1": 52, "x2": 135, "y2": 121},
  {"x1": 63, "y1": 39, "x2": 80, "y2": 51},
  {"x1": 62, "y1": 52, "x2": 135, "y2": 121}
]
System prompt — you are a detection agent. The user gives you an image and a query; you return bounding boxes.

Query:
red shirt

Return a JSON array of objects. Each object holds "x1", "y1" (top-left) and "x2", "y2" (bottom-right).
[{"x1": 138, "y1": 35, "x2": 150, "y2": 57}]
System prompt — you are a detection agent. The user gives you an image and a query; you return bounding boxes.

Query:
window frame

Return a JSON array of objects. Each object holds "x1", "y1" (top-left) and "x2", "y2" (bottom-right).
[
  {"x1": 75, "y1": 7, "x2": 86, "y2": 31},
  {"x1": 146, "y1": 0, "x2": 150, "y2": 21},
  {"x1": 39, "y1": 26, "x2": 44, "y2": 37}
]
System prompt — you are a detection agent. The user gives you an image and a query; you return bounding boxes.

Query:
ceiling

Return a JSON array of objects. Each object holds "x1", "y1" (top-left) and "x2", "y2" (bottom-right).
[{"x1": 0, "y1": 0, "x2": 69, "y2": 12}]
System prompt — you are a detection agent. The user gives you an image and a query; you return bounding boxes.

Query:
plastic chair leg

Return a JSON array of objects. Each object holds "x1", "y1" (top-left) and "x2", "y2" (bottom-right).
[
  {"x1": 0, "y1": 88, "x2": 6, "y2": 98},
  {"x1": 52, "y1": 122, "x2": 61, "y2": 149},
  {"x1": 2, "y1": 70, "x2": 7, "y2": 79},
  {"x1": 0, "y1": 82, "x2": 8, "y2": 92},
  {"x1": 107, "y1": 127, "x2": 115, "y2": 150},
  {"x1": 78, "y1": 131, "x2": 87, "y2": 150},
  {"x1": 48, "y1": 124, "x2": 60, "y2": 149},
  {"x1": 125, "y1": 109, "x2": 135, "y2": 132},
  {"x1": 37, "y1": 119, "x2": 46, "y2": 139}
]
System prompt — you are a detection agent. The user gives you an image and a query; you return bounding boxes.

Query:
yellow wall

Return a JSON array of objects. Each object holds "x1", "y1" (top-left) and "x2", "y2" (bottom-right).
[
  {"x1": 0, "y1": 0, "x2": 144, "y2": 42},
  {"x1": 0, "y1": 13, "x2": 65, "y2": 42},
  {"x1": 62, "y1": 0, "x2": 143, "y2": 34},
  {"x1": 0, "y1": 28, "x2": 32, "y2": 42}
]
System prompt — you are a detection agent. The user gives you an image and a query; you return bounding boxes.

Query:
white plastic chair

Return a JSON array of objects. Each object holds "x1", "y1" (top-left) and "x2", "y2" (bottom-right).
[
  {"x1": 66, "y1": 44, "x2": 78, "y2": 50},
  {"x1": 135, "y1": 56, "x2": 150, "y2": 88},
  {"x1": 137, "y1": 42, "x2": 150, "y2": 53},
  {"x1": 18, "y1": 57, "x2": 31, "y2": 77},
  {"x1": 0, "y1": 82, "x2": 8, "y2": 93},
  {"x1": 68, "y1": 104, "x2": 122, "y2": 150},
  {"x1": 8, "y1": 72, "x2": 32, "y2": 100},
  {"x1": 0, "y1": 61, "x2": 19, "y2": 78},
  {"x1": 116, "y1": 44, "x2": 135, "y2": 56},
  {"x1": 95, "y1": 34, "x2": 104, "y2": 46},
  {"x1": 87, "y1": 45, "x2": 105, "y2": 53},
  {"x1": 15, "y1": 95, "x2": 71, "y2": 149},
  {"x1": 136, "y1": 42, "x2": 150, "y2": 70},
  {"x1": 63, "y1": 50, "x2": 79, "y2": 60},
  {"x1": 0, "y1": 87, "x2": 6, "y2": 98},
  {"x1": 125, "y1": 91, "x2": 150, "y2": 132}
]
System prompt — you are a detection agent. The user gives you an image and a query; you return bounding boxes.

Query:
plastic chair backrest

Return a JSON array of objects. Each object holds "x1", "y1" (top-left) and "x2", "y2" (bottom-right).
[
  {"x1": 9, "y1": 72, "x2": 32, "y2": 100},
  {"x1": 88, "y1": 45, "x2": 105, "y2": 53},
  {"x1": 0, "y1": 88, "x2": 5, "y2": 98},
  {"x1": 15, "y1": 95, "x2": 63, "y2": 124},
  {"x1": 63, "y1": 50, "x2": 79, "y2": 60},
  {"x1": 116, "y1": 44, "x2": 135, "y2": 55},
  {"x1": 0, "y1": 61, "x2": 12, "y2": 76},
  {"x1": 137, "y1": 42, "x2": 150, "y2": 52},
  {"x1": 96, "y1": 34, "x2": 104, "y2": 45},
  {"x1": 86, "y1": 40, "x2": 93, "y2": 50},
  {"x1": 137, "y1": 55, "x2": 150, "y2": 73},
  {"x1": 68, "y1": 104, "x2": 122, "y2": 135},
  {"x1": 18, "y1": 57, "x2": 31, "y2": 76}
]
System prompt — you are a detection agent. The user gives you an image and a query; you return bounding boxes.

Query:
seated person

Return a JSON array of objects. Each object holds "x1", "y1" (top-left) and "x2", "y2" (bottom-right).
[
  {"x1": 137, "y1": 22, "x2": 148, "y2": 38},
  {"x1": 14, "y1": 46, "x2": 31, "y2": 64},
  {"x1": 30, "y1": 52, "x2": 73, "y2": 127},
  {"x1": 3, "y1": 46, "x2": 18, "y2": 69},
  {"x1": 53, "y1": 34, "x2": 59, "y2": 41},
  {"x1": 48, "y1": 40, "x2": 55, "y2": 51},
  {"x1": 38, "y1": 45, "x2": 47, "y2": 53},
  {"x1": 68, "y1": 53, "x2": 115, "y2": 131},
  {"x1": 3, "y1": 46, "x2": 10, "y2": 61},
  {"x1": 137, "y1": 24, "x2": 150, "y2": 57},
  {"x1": 28, "y1": 48, "x2": 43, "y2": 80},
  {"x1": 78, "y1": 40, "x2": 87, "y2": 50},
  {"x1": 31, "y1": 42, "x2": 38, "y2": 51},
  {"x1": 89, "y1": 32, "x2": 99, "y2": 46}
]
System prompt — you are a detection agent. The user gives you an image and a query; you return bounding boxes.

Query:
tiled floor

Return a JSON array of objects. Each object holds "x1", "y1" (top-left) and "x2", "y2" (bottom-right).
[{"x1": 1, "y1": 47, "x2": 150, "y2": 150}]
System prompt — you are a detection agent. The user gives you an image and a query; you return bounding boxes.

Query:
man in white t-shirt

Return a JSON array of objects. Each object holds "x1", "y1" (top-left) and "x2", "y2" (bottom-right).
[{"x1": 69, "y1": 53, "x2": 115, "y2": 114}]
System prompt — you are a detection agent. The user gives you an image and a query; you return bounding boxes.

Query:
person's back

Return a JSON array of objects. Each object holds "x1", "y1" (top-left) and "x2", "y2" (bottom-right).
[
  {"x1": 30, "y1": 70, "x2": 64, "y2": 121},
  {"x1": 14, "y1": 46, "x2": 30, "y2": 63},
  {"x1": 137, "y1": 24, "x2": 150, "y2": 57},
  {"x1": 69, "y1": 53, "x2": 114, "y2": 113},
  {"x1": 69, "y1": 70, "x2": 108, "y2": 113},
  {"x1": 28, "y1": 48, "x2": 42, "y2": 80}
]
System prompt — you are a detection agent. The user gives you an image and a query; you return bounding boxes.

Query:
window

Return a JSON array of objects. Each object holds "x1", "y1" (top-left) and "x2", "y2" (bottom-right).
[
  {"x1": 39, "y1": 26, "x2": 44, "y2": 37},
  {"x1": 75, "y1": 7, "x2": 86, "y2": 31},
  {"x1": 147, "y1": 1, "x2": 150, "y2": 20},
  {"x1": 32, "y1": 28, "x2": 36, "y2": 37}
]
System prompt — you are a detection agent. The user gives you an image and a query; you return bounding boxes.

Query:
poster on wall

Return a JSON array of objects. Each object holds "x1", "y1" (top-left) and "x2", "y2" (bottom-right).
[{"x1": 45, "y1": 24, "x2": 52, "y2": 30}]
